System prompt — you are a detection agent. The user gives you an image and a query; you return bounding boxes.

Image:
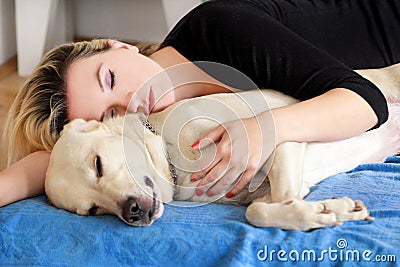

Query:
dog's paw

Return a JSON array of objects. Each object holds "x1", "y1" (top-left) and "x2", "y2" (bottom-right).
[
  {"x1": 246, "y1": 199, "x2": 341, "y2": 231},
  {"x1": 320, "y1": 197, "x2": 374, "y2": 223}
]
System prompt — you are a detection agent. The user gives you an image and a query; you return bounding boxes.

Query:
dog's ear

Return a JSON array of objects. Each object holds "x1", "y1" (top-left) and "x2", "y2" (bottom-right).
[
  {"x1": 79, "y1": 120, "x2": 100, "y2": 133},
  {"x1": 66, "y1": 119, "x2": 100, "y2": 133}
]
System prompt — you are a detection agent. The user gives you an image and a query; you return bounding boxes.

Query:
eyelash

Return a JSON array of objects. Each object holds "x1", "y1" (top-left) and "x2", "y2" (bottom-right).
[{"x1": 109, "y1": 69, "x2": 115, "y2": 88}]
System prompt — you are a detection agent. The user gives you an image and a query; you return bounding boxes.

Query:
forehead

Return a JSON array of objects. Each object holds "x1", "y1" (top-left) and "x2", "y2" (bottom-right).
[
  {"x1": 68, "y1": 51, "x2": 104, "y2": 78},
  {"x1": 55, "y1": 126, "x2": 125, "y2": 174},
  {"x1": 67, "y1": 52, "x2": 105, "y2": 90},
  {"x1": 66, "y1": 53, "x2": 103, "y2": 121}
]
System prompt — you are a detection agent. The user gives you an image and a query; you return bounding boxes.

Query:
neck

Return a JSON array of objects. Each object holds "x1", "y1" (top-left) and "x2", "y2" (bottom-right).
[
  {"x1": 143, "y1": 117, "x2": 200, "y2": 201},
  {"x1": 143, "y1": 128, "x2": 173, "y2": 183},
  {"x1": 149, "y1": 46, "x2": 234, "y2": 109}
]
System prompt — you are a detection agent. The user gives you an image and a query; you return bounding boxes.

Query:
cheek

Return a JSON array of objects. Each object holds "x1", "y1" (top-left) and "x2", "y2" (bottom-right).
[
  {"x1": 124, "y1": 63, "x2": 165, "y2": 99},
  {"x1": 132, "y1": 57, "x2": 164, "y2": 85},
  {"x1": 118, "y1": 63, "x2": 156, "y2": 93}
]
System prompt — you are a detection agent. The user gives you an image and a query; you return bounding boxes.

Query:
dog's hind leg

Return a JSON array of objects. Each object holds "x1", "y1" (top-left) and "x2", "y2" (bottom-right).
[
  {"x1": 320, "y1": 197, "x2": 374, "y2": 222},
  {"x1": 246, "y1": 199, "x2": 338, "y2": 230},
  {"x1": 267, "y1": 142, "x2": 307, "y2": 203},
  {"x1": 245, "y1": 196, "x2": 372, "y2": 230}
]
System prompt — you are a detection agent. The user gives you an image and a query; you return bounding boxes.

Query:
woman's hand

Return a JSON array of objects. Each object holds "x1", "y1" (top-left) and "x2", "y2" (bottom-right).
[{"x1": 191, "y1": 111, "x2": 276, "y2": 197}]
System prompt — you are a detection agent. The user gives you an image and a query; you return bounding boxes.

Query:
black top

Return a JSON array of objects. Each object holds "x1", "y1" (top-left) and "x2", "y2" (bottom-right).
[{"x1": 161, "y1": 0, "x2": 400, "y2": 128}]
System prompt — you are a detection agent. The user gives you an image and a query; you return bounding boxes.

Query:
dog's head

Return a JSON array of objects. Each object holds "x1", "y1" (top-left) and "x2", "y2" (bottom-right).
[{"x1": 45, "y1": 114, "x2": 173, "y2": 226}]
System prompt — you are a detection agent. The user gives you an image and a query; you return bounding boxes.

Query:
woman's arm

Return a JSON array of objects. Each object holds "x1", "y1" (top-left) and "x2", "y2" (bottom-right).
[
  {"x1": 0, "y1": 151, "x2": 50, "y2": 207},
  {"x1": 273, "y1": 88, "x2": 378, "y2": 144},
  {"x1": 192, "y1": 87, "x2": 378, "y2": 197}
]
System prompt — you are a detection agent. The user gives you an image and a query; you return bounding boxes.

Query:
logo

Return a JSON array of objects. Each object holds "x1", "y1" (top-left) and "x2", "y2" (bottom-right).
[{"x1": 257, "y1": 238, "x2": 397, "y2": 263}]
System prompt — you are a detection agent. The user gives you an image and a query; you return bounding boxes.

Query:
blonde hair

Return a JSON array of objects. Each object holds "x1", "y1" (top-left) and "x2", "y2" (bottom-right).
[{"x1": 2, "y1": 39, "x2": 160, "y2": 167}]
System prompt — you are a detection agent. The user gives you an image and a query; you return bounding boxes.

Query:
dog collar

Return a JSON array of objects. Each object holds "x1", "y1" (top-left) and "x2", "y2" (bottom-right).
[{"x1": 142, "y1": 120, "x2": 178, "y2": 186}]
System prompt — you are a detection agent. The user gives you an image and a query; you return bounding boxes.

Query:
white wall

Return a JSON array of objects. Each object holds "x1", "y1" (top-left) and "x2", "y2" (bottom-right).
[
  {"x1": 7, "y1": 0, "x2": 203, "y2": 75},
  {"x1": 0, "y1": 0, "x2": 16, "y2": 66},
  {"x1": 73, "y1": 0, "x2": 169, "y2": 42},
  {"x1": 73, "y1": 0, "x2": 203, "y2": 42},
  {"x1": 162, "y1": 0, "x2": 204, "y2": 31},
  {"x1": 15, "y1": 0, "x2": 73, "y2": 75}
]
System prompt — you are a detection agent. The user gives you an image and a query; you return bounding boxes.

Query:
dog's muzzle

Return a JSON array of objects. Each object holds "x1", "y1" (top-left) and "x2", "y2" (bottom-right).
[{"x1": 121, "y1": 196, "x2": 158, "y2": 226}]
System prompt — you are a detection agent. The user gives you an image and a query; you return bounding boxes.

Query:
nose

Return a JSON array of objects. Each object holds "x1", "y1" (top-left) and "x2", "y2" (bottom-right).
[
  {"x1": 122, "y1": 197, "x2": 153, "y2": 224},
  {"x1": 125, "y1": 91, "x2": 134, "y2": 108},
  {"x1": 125, "y1": 91, "x2": 137, "y2": 113}
]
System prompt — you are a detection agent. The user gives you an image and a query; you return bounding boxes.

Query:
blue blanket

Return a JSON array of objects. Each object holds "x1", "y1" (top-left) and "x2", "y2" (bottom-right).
[{"x1": 1, "y1": 157, "x2": 399, "y2": 266}]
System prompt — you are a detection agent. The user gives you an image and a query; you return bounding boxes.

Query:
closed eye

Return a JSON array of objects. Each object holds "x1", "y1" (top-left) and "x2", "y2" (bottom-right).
[{"x1": 94, "y1": 155, "x2": 103, "y2": 178}]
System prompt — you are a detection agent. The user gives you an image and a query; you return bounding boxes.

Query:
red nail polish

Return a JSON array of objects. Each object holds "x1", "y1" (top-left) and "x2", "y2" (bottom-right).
[
  {"x1": 191, "y1": 140, "x2": 200, "y2": 148},
  {"x1": 191, "y1": 177, "x2": 196, "y2": 182},
  {"x1": 226, "y1": 192, "x2": 234, "y2": 198}
]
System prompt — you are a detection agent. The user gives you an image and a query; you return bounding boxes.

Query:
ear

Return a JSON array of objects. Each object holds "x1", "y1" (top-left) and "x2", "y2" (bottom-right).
[{"x1": 108, "y1": 39, "x2": 139, "y2": 53}]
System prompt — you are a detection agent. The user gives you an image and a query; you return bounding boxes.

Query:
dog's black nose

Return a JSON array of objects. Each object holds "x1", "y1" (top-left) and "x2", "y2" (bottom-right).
[{"x1": 122, "y1": 197, "x2": 152, "y2": 224}]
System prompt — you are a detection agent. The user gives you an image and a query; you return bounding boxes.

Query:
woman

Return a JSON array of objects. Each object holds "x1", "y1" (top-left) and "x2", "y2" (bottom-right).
[{"x1": 1, "y1": 0, "x2": 398, "y2": 206}]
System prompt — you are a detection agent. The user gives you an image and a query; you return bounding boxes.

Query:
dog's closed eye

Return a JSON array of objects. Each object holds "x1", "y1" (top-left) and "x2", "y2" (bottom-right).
[{"x1": 94, "y1": 155, "x2": 103, "y2": 178}]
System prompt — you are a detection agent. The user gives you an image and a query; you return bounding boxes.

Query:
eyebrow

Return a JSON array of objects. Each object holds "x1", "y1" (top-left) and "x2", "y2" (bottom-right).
[
  {"x1": 97, "y1": 63, "x2": 104, "y2": 92},
  {"x1": 97, "y1": 63, "x2": 105, "y2": 121}
]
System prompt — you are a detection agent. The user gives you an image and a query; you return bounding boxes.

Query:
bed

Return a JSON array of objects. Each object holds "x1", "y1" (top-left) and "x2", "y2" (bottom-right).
[{"x1": 1, "y1": 156, "x2": 399, "y2": 266}]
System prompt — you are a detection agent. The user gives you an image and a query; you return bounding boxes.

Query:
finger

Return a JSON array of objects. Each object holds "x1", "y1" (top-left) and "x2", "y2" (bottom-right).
[
  {"x1": 192, "y1": 125, "x2": 226, "y2": 149},
  {"x1": 225, "y1": 169, "x2": 255, "y2": 198},
  {"x1": 192, "y1": 132, "x2": 231, "y2": 181},
  {"x1": 191, "y1": 155, "x2": 222, "y2": 182},
  {"x1": 196, "y1": 160, "x2": 231, "y2": 196},
  {"x1": 206, "y1": 168, "x2": 243, "y2": 197}
]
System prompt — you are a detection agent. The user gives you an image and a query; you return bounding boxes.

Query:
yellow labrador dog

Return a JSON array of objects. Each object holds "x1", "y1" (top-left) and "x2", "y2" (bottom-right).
[{"x1": 45, "y1": 64, "x2": 400, "y2": 230}]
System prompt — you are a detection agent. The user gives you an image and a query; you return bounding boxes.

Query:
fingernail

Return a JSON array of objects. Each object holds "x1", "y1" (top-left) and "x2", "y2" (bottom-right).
[
  {"x1": 206, "y1": 191, "x2": 214, "y2": 197},
  {"x1": 226, "y1": 192, "x2": 234, "y2": 198},
  {"x1": 191, "y1": 177, "x2": 197, "y2": 182},
  {"x1": 191, "y1": 140, "x2": 200, "y2": 149},
  {"x1": 196, "y1": 189, "x2": 203, "y2": 196}
]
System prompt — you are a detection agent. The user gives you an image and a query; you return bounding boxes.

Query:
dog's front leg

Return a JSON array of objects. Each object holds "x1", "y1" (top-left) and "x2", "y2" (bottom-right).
[{"x1": 267, "y1": 142, "x2": 306, "y2": 203}]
